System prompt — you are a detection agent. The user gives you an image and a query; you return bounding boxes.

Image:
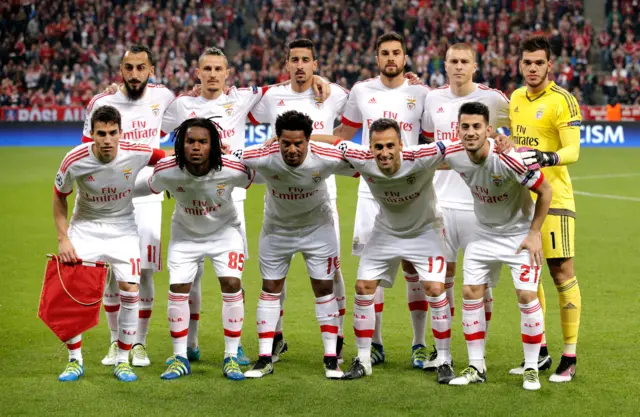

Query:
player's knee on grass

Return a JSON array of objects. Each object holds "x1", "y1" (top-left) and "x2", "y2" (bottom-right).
[
  {"x1": 118, "y1": 281, "x2": 139, "y2": 292},
  {"x1": 219, "y1": 277, "x2": 241, "y2": 293},
  {"x1": 462, "y1": 285, "x2": 485, "y2": 300},
  {"x1": 547, "y1": 257, "x2": 575, "y2": 285},
  {"x1": 446, "y1": 262, "x2": 456, "y2": 278},
  {"x1": 401, "y1": 260, "x2": 417, "y2": 274},
  {"x1": 423, "y1": 280, "x2": 444, "y2": 297},
  {"x1": 262, "y1": 278, "x2": 285, "y2": 294},
  {"x1": 169, "y1": 283, "x2": 192, "y2": 294},
  {"x1": 516, "y1": 289, "x2": 538, "y2": 304},
  {"x1": 311, "y1": 278, "x2": 334, "y2": 297},
  {"x1": 354, "y1": 279, "x2": 377, "y2": 295}
]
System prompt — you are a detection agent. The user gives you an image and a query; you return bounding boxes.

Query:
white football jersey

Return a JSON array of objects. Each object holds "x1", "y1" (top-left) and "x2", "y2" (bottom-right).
[
  {"x1": 341, "y1": 77, "x2": 430, "y2": 197},
  {"x1": 161, "y1": 86, "x2": 266, "y2": 202},
  {"x1": 82, "y1": 84, "x2": 175, "y2": 204},
  {"x1": 422, "y1": 83, "x2": 511, "y2": 210},
  {"x1": 443, "y1": 139, "x2": 544, "y2": 235},
  {"x1": 237, "y1": 142, "x2": 356, "y2": 228},
  {"x1": 248, "y1": 83, "x2": 349, "y2": 199},
  {"x1": 148, "y1": 155, "x2": 255, "y2": 236},
  {"x1": 55, "y1": 142, "x2": 164, "y2": 223},
  {"x1": 337, "y1": 140, "x2": 447, "y2": 237}
]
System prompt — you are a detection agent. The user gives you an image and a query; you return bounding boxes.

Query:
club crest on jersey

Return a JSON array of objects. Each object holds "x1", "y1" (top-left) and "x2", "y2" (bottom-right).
[
  {"x1": 314, "y1": 97, "x2": 324, "y2": 109},
  {"x1": 151, "y1": 104, "x2": 160, "y2": 117},
  {"x1": 406, "y1": 96, "x2": 416, "y2": 110},
  {"x1": 491, "y1": 174, "x2": 503, "y2": 187},
  {"x1": 223, "y1": 103, "x2": 234, "y2": 116},
  {"x1": 123, "y1": 168, "x2": 132, "y2": 180},
  {"x1": 536, "y1": 105, "x2": 546, "y2": 120},
  {"x1": 406, "y1": 175, "x2": 416, "y2": 184},
  {"x1": 312, "y1": 171, "x2": 322, "y2": 184},
  {"x1": 216, "y1": 184, "x2": 226, "y2": 196}
]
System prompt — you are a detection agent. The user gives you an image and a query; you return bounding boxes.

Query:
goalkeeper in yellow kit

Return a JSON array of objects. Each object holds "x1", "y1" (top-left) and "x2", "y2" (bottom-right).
[{"x1": 506, "y1": 36, "x2": 581, "y2": 383}]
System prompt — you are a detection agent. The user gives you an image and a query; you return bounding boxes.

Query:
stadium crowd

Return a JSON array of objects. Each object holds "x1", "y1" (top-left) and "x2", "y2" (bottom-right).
[{"x1": 0, "y1": 0, "x2": 638, "y2": 107}]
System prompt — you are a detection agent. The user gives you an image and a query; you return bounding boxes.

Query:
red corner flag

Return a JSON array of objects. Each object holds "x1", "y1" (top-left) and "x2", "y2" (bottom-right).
[{"x1": 38, "y1": 254, "x2": 110, "y2": 342}]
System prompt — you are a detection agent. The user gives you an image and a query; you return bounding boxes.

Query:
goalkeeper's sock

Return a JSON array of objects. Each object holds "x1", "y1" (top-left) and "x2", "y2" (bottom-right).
[
  {"x1": 66, "y1": 335, "x2": 83, "y2": 365},
  {"x1": 537, "y1": 282, "x2": 547, "y2": 346},
  {"x1": 556, "y1": 277, "x2": 581, "y2": 355},
  {"x1": 117, "y1": 290, "x2": 139, "y2": 363}
]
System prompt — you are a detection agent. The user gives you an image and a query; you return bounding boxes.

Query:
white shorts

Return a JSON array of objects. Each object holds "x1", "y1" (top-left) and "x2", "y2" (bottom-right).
[
  {"x1": 68, "y1": 220, "x2": 141, "y2": 284},
  {"x1": 234, "y1": 200, "x2": 249, "y2": 258},
  {"x1": 352, "y1": 196, "x2": 379, "y2": 256},
  {"x1": 331, "y1": 197, "x2": 340, "y2": 252},
  {"x1": 168, "y1": 225, "x2": 245, "y2": 285},
  {"x1": 463, "y1": 228, "x2": 542, "y2": 292},
  {"x1": 259, "y1": 222, "x2": 339, "y2": 281},
  {"x1": 440, "y1": 207, "x2": 477, "y2": 263},
  {"x1": 134, "y1": 201, "x2": 162, "y2": 272},
  {"x1": 358, "y1": 226, "x2": 447, "y2": 288}
]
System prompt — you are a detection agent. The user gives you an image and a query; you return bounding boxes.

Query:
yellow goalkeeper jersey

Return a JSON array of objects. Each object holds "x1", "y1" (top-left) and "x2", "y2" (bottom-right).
[{"x1": 509, "y1": 81, "x2": 581, "y2": 214}]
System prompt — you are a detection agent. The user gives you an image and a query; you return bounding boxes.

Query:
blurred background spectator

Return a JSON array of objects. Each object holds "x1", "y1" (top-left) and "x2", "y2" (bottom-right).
[{"x1": 0, "y1": 0, "x2": 633, "y2": 108}]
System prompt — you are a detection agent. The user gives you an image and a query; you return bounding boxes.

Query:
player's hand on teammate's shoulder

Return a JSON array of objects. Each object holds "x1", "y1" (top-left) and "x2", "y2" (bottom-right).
[
  {"x1": 517, "y1": 230, "x2": 544, "y2": 267},
  {"x1": 311, "y1": 75, "x2": 331, "y2": 102},
  {"x1": 262, "y1": 136, "x2": 278, "y2": 148},
  {"x1": 58, "y1": 236, "x2": 79, "y2": 264},
  {"x1": 493, "y1": 133, "x2": 514, "y2": 153},
  {"x1": 221, "y1": 143, "x2": 231, "y2": 154},
  {"x1": 188, "y1": 84, "x2": 202, "y2": 97},
  {"x1": 404, "y1": 72, "x2": 424, "y2": 86},
  {"x1": 103, "y1": 83, "x2": 120, "y2": 95}
]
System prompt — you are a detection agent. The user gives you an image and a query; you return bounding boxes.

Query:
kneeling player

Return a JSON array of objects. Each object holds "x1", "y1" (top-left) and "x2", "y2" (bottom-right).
[
  {"x1": 147, "y1": 118, "x2": 255, "y2": 381},
  {"x1": 325, "y1": 119, "x2": 454, "y2": 383},
  {"x1": 445, "y1": 102, "x2": 552, "y2": 391},
  {"x1": 54, "y1": 106, "x2": 167, "y2": 382},
  {"x1": 235, "y1": 111, "x2": 357, "y2": 379}
]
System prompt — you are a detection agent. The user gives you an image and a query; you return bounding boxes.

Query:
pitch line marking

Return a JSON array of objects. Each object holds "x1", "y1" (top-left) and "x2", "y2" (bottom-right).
[
  {"x1": 574, "y1": 191, "x2": 640, "y2": 202},
  {"x1": 572, "y1": 173, "x2": 640, "y2": 181}
]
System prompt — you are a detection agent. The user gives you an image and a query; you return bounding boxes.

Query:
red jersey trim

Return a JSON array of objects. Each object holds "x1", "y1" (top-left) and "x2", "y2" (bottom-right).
[
  {"x1": 499, "y1": 154, "x2": 527, "y2": 175},
  {"x1": 81, "y1": 135, "x2": 93, "y2": 143},
  {"x1": 86, "y1": 91, "x2": 116, "y2": 112},
  {"x1": 247, "y1": 112, "x2": 260, "y2": 126},
  {"x1": 310, "y1": 143, "x2": 344, "y2": 159},
  {"x1": 422, "y1": 130, "x2": 434, "y2": 138},
  {"x1": 529, "y1": 172, "x2": 545, "y2": 191},
  {"x1": 477, "y1": 84, "x2": 510, "y2": 103},
  {"x1": 53, "y1": 185, "x2": 73, "y2": 197},
  {"x1": 148, "y1": 177, "x2": 162, "y2": 194},
  {"x1": 61, "y1": 148, "x2": 90, "y2": 173},
  {"x1": 341, "y1": 116, "x2": 362, "y2": 128}
]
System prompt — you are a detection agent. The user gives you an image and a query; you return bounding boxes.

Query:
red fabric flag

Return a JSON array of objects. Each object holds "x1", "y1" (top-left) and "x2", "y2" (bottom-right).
[{"x1": 38, "y1": 255, "x2": 110, "y2": 342}]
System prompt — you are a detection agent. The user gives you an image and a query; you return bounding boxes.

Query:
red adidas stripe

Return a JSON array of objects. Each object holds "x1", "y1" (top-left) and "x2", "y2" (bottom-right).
[{"x1": 61, "y1": 149, "x2": 90, "y2": 173}]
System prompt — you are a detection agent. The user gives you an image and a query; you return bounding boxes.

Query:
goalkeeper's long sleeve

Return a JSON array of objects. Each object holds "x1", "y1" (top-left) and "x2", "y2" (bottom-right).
[{"x1": 555, "y1": 128, "x2": 580, "y2": 166}]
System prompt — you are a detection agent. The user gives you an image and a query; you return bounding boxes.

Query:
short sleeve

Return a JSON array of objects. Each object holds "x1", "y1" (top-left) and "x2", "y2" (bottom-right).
[
  {"x1": 148, "y1": 171, "x2": 165, "y2": 194},
  {"x1": 421, "y1": 95, "x2": 434, "y2": 138},
  {"x1": 223, "y1": 155, "x2": 256, "y2": 189},
  {"x1": 340, "y1": 87, "x2": 362, "y2": 128},
  {"x1": 162, "y1": 98, "x2": 181, "y2": 136},
  {"x1": 247, "y1": 91, "x2": 270, "y2": 125},
  {"x1": 333, "y1": 84, "x2": 350, "y2": 115},
  {"x1": 499, "y1": 151, "x2": 544, "y2": 190},
  {"x1": 54, "y1": 158, "x2": 75, "y2": 197},
  {"x1": 494, "y1": 91, "x2": 511, "y2": 129}
]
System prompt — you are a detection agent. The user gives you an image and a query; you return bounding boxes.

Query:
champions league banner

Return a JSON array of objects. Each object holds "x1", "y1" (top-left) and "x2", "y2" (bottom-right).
[{"x1": 0, "y1": 121, "x2": 636, "y2": 148}]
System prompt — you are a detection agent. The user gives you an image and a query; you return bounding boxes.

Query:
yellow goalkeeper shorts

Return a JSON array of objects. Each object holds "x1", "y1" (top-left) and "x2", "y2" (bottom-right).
[{"x1": 541, "y1": 213, "x2": 575, "y2": 259}]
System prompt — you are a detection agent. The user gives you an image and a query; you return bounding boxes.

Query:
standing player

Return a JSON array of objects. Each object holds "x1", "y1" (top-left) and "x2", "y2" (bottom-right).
[
  {"x1": 325, "y1": 119, "x2": 454, "y2": 383},
  {"x1": 445, "y1": 102, "x2": 552, "y2": 391},
  {"x1": 161, "y1": 47, "x2": 266, "y2": 364},
  {"x1": 334, "y1": 31, "x2": 432, "y2": 368},
  {"x1": 82, "y1": 44, "x2": 175, "y2": 367},
  {"x1": 236, "y1": 111, "x2": 357, "y2": 379},
  {"x1": 146, "y1": 118, "x2": 255, "y2": 381},
  {"x1": 507, "y1": 36, "x2": 582, "y2": 382},
  {"x1": 420, "y1": 43, "x2": 511, "y2": 370},
  {"x1": 54, "y1": 106, "x2": 167, "y2": 382},
  {"x1": 247, "y1": 38, "x2": 350, "y2": 362}
]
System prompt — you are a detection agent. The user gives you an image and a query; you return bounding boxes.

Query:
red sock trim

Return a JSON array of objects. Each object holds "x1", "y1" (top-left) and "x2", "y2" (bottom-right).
[
  {"x1": 139, "y1": 310, "x2": 152, "y2": 319},
  {"x1": 224, "y1": 329, "x2": 242, "y2": 337},
  {"x1": 320, "y1": 325, "x2": 339, "y2": 334},
  {"x1": 66, "y1": 341, "x2": 82, "y2": 350},
  {"x1": 117, "y1": 340, "x2": 132, "y2": 350},
  {"x1": 464, "y1": 331, "x2": 486, "y2": 341},
  {"x1": 104, "y1": 304, "x2": 120, "y2": 313},
  {"x1": 522, "y1": 333, "x2": 543, "y2": 344},
  {"x1": 354, "y1": 328, "x2": 374, "y2": 338},
  {"x1": 374, "y1": 303, "x2": 384, "y2": 313},
  {"x1": 190, "y1": 313, "x2": 200, "y2": 320},
  {"x1": 170, "y1": 328, "x2": 189, "y2": 338},
  {"x1": 258, "y1": 331, "x2": 275, "y2": 339},
  {"x1": 432, "y1": 329, "x2": 451, "y2": 339},
  {"x1": 485, "y1": 312, "x2": 492, "y2": 321},
  {"x1": 338, "y1": 308, "x2": 345, "y2": 316},
  {"x1": 408, "y1": 300, "x2": 428, "y2": 311}
]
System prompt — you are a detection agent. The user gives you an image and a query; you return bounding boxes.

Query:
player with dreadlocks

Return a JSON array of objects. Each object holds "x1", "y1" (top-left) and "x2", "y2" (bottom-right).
[{"x1": 146, "y1": 117, "x2": 257, "y2": 381}]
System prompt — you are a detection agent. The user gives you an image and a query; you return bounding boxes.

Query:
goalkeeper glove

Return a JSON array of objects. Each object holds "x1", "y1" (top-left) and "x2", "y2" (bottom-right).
[{"x1": 517, "y1": 147, "x2": 559, "y2": 170}]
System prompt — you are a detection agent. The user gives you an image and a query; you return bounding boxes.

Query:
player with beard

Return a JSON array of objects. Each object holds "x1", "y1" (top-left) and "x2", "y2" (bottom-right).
[
  {"x1": 333, "y1": 32, "x2": 432, "y2": 369},
  {"x1": 82, "y1": 44, "x2": 175, "y2": 368},
  {"x1": 505, "y1": 36, "x2": 582, "y2": 382}
]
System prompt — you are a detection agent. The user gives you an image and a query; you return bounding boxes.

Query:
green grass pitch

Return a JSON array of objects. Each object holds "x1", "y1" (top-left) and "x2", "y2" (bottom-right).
[{"x1": 1, "y1": 147, "x2": 639, "y2": 416}]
